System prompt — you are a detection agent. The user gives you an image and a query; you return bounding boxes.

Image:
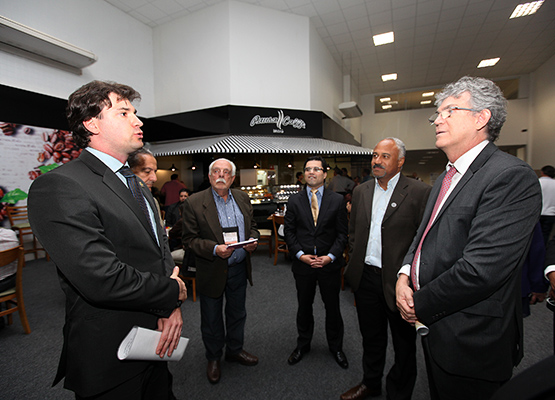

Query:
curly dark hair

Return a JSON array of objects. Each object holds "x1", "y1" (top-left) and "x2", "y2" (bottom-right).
[{"x1": 66, "y1": 81, "x2": 141, "y2": 149}]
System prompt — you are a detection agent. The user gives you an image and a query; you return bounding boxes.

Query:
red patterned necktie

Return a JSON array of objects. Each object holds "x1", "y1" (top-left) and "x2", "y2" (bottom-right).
[{"x1": 410, "y1": 165, "x2": 457, "y2": 290}]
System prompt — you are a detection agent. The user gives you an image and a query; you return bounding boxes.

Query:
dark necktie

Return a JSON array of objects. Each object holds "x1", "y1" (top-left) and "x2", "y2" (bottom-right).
[
  {"x1": 410, "y1": 165, "x2": 457, "y2": 290},
  {"x1": 118, "y1": 166, "x2": 155, "y2": 236}
]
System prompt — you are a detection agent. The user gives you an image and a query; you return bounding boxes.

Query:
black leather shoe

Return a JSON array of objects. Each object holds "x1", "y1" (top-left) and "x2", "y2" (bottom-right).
[
  {"x1": 207, "y1": 360, "x2": 221, "y2": 384},
  {"x1": 287, "y1": 346, "x2": 310, "y2": 365},
  {"x1": 340, "y1": 383, "x2": 381, "y2": 400},
  {"x1": 333, "y1": 350, "x2": 349, "y2": 369},
  {"x1": 225, "y1": 350, "x2": 258, "y2": 366}
]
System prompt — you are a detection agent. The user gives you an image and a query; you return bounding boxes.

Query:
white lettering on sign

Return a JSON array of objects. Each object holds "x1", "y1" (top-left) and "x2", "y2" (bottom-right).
[{"x1": 250, "y1": 110, "x2": 306, "y2": 130}]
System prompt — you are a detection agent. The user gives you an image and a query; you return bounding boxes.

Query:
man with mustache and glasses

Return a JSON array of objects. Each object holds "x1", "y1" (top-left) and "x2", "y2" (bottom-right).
[
  {"x1": 182, "y1": 158, "x2": 260, "y2": 385},
  {"x1": 341, "y1": 138, "x2": 431, "y2": 400}
]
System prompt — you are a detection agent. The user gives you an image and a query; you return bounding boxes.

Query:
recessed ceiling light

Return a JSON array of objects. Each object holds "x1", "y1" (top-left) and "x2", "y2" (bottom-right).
[
  {"x1": 380, "y1": 97, "x2": 391, "y2": 102},
  {"x1": 421, "y1": 100, "x2": 432, "y2": 105},
  {"x1": 422, "y1": 92, "x2": 434, "y2": 97},
  {"x1": 382, "y1": 105, "x2": 392, "y2": 109},
  {"x1": 382, "y1": 73, "x2": 397, "y2": 82},
  {"x1": 510, "y1": 1, "x2": 544, "y2": 19},
  {"x1": 373, "y1": 31, "x2": 394, "y2": 46},
  {"x1": 477, "y1": 57, "x2": 500, "y2": 68}
]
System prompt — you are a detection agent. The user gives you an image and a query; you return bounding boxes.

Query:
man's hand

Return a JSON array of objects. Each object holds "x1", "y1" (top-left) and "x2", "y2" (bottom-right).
[
  {"x1": 155, "y1": 308, "x2": 183, "y2": 358},
  {"x1": 396, "y1": 274, "x2": 416, "y2": 324},
  {"x1": 300, "y1": 254, "x2": 317, "y2": 266},
  {"x1": 530, "y1": 292, "x2": 547, "y2": 304},
  {"x1": 170, "y1": 266, "x2": 187, "y2": 301},
  {"x1": 216, "y1": 244, "x2": 234, "y2": 259},
  {"x1": 311, "y1": 255, "x2": 332, "y2": 268},
  {"x1": 243, "y1": 239, "x2": 258, "y2": 253}
]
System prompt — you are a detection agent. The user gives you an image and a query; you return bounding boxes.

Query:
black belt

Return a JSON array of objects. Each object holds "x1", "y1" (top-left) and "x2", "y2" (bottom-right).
[{"x1": 364, "y1": 264, "x2": 381, "y2": 274}]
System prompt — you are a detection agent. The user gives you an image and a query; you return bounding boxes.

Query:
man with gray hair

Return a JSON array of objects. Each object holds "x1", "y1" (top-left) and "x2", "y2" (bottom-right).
[
  {"x1": 396, "y1": 76, "x2": 541, "y2": 399},
  {"x1": 182, "y1": 158, "x2": 260, "y2": 384},
  {"x1": 341, "y1": 138, "x2": 431, "y2": 400}
]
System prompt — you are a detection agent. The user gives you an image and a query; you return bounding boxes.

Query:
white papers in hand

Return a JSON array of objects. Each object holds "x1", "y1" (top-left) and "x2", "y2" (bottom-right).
[{"x1": 117, "y1": 326, "x2": 189, "y2": 361}]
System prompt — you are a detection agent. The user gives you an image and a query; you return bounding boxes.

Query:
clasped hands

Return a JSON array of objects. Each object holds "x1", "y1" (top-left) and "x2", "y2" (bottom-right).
[{"x1": 300, "y1": 254, "x2": 331, "y2": 268}]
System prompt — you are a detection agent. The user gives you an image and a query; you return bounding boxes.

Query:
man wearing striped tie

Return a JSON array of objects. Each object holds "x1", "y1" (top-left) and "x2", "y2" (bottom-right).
[
  {"x1": 284, "y1": 156, "x2": 349, "y2": 369},
  {"x1": 396, "y1": 76, "x2": 542, "y2": 400}
]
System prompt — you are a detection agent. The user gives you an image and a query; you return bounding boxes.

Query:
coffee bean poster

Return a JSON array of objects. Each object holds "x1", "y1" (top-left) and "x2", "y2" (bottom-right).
[{"x1": 0, "y1": 121, "x2": 82, "y2": 227}]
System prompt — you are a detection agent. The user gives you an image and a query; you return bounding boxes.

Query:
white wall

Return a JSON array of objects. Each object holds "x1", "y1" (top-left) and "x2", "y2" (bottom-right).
[
  {"x1": 530, "y1": 53, "x2": 555, "y2": 169},
  {"x1": 229, "y1": 1, "x2": 311, "y2": 110},
  {"x1": 153, "y1": 2, "x2": 231, "y2": 115},
  {"x1": 0, "y1": 0, "x2": 156, "y2": 115}
]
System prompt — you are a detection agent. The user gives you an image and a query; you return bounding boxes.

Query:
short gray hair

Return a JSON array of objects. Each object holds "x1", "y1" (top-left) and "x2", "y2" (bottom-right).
[
  {"x1": 127, "y1": 147, "x2": 154, "y2": 170},
  {"x1": 375, "y1": 137, "x2": 406, "y2": 160},
  {"x1": 209, "y1": 158, "x2": 236, "y2": 176},
  {"x1": 435, "y1": 76, "x2": 507, "y2": 142}
]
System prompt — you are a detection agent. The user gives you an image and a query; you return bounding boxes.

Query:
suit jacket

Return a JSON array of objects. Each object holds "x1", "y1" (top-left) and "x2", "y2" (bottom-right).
[
  {"x1": 403, "y1": 142, "x2": 542, "y2": 381},
  {"x1": 182, "y1": 187, "x2": 259, "y2": 298},
  {"x1": 284, "y1": 187, "x2": 348, "y2": 274},
  {"x1": 546, "y1": 236, "x2": 555, "y2": 266},
  {"x1": 27, "y1": 150, "x2": 179, "y2": 397},
  {"x1": 344, "y1": 174, "x2": 431, "y2": 311}
]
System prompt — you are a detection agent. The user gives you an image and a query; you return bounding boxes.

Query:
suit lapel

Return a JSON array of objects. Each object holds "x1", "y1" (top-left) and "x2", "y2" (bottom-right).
[
  {"x1": 80, "y1": 151, "x2": 159, "y2": 244},
  {"x1": 431, "y1": 142, "x2": 497, "y2": 226},
  {"x1": 202, "y1": 189, "x2": 224, "y2": 242},
  {"x1": 360, "y1": 180, "x2": 374, "y2": 225},
  {"x1": 383, "y1": 175, "x2": 409, "y2": 223}
]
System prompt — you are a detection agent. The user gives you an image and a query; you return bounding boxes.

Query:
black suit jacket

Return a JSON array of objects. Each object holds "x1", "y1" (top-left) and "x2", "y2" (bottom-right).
[
  {"x1": 28, "y1": 150, "x2": 179, "y2": 397},
  {"x1": 284, "y1": 187, "x2": 348, "y2": 274},
  {"x1": 403, "y1": 142, "x2": 542, "y2": 381},
  {"x1": 344, "y1": 174, "x2": 431, "y2": 311},
  {"x1": 182, "y1": 187, "x2": 259, "y2": 298}
]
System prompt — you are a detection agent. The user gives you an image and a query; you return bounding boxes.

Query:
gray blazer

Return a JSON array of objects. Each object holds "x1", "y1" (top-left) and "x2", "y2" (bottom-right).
[
  {"x1": 404, "y1": 142, "x2": 542, "y2": 381},
  {"x1": 344, "y1": 174, "x2": 431, "y2": 311},
  {"x1": 28, "y1": 150, "x2": 178, "y2": 397}
]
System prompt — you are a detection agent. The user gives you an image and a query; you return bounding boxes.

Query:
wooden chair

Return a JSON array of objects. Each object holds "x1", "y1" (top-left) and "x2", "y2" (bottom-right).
[
  {"x1": 257, "y1": 229, "x2": 272, "y2": 257},
  {"x1": 272, "y1": 214, "x2": 289, "y2": 265},
  {"x1": 6, "y1": 206, "x2": 39, "y2": 259},
  {"x1": 172, "y1": 248, "x2": 196, "y2": 302},
  {"x1": 0, "y1": 246, "x2": 31, "y2": 334}
]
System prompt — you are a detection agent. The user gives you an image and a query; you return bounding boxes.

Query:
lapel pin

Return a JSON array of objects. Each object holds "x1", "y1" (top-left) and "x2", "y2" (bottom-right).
[{"x1": 391, "y1": 202, "x2": 397, "y2": 208}]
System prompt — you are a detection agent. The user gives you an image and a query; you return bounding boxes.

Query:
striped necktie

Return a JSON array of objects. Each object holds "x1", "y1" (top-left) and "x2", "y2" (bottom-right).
[
  {"x1": 410, "y1": 165, "x2": 457, "y2": 290},
  {"x1": 118, "y1": 166, "x2": 155, "y2": 236},
  {"x1": 311, "y1": 188, "x2": 319, "y2": 226}
]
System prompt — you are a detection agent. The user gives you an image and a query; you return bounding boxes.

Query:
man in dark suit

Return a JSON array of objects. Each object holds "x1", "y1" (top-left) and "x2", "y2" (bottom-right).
[
  {"x1": 341, "y1": 138, "x2": 431, "y2": 400},
  {"x1": 28, "y1": 81, "x2": 187, "y2": 399},
  {"x1": 284, "y1": 156, "x2": 349, "y2": 369},
  {"x1": 396, "y1": 76, "x2": 542, "y2": 400},
  {"x1": 182, "y1": 158, "x2": 260, "y2": 384}
]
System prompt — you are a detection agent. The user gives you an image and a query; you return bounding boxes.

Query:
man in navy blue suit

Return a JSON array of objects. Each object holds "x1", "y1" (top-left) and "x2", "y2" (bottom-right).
[{"x1": 284, "y1": 155, "x2": 349, "y2": 369}]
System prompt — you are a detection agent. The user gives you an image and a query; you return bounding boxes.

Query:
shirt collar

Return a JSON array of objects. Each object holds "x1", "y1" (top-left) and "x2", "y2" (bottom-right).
[
  {"x1": 374, "y1": 171, "x2": 401, "y2": 192},
  {"x1": 86, "y1": 147, "x2": 125, "y2": 173},
  {"x1": 450, "y1": 140, "x2": 489, "y2": 176},
  {"x1": 306, "y1": 184, "x2": 324, "y2": 196}
]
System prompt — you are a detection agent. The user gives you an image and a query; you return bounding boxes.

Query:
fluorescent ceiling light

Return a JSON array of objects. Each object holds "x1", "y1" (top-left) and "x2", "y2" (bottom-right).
[
  {"x1": 379, "y1": 97, "x2": 391, "y2": 102},
  {"x1": 373, "y1": 31, "x2": 394, "y2": 46},
  {"x1": 510, "y1": 1, "x2": 544, "y2": 18},
  {"x1": 422, "y1": 92, "x2": 435, "y2": 97},
  {"x1": 421, "y1": 100, "x2": 432, "y2": 105},
  {"x1": 382, "y1": 105, "x2": 392, "y2": 109},
  {"x1": 382, "y1": 73, "x2": 397, "y2": 82},
  {"x1": 477, "y1": 57, "x2": 500, "y2": 68},
  {"x1": 388, "y1": 101, "x2": 398, "y2": 105}
]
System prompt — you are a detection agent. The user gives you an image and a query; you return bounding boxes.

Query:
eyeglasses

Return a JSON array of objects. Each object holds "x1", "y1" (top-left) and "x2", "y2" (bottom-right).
[
  {"x1": 428, "y1": 106, "x2": 479, "y2": 125},
  {"x1": 304, "y1": 167, "x2": 324, "y2": 173},
  {"x1": 212, "y1": 168, "x2": 232, "y2": 176}
]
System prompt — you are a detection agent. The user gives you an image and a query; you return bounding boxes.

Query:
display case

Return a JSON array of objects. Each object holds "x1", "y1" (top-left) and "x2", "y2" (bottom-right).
[
  {"x1": 240, "y1": 185, "x2": 273, "y2": 204},
  {"x1": 273, "y1": 184, "x2": 302, "y2": 203}
]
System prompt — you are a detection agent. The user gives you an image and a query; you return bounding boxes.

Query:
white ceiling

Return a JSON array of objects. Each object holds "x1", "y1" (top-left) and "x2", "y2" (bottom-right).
[{"x1": 103, "y1": 0, "x2": 555, "y2": 96}]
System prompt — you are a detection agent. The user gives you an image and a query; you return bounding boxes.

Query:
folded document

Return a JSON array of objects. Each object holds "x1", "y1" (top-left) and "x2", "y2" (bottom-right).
[{"x1": 117, "y1": 326, "x2": 189, "y2": 361}]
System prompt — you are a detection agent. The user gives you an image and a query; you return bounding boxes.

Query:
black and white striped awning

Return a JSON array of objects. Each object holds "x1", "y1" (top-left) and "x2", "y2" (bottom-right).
[{"x1": 148, "y1": 135, "x2": 372, "y2": 156}]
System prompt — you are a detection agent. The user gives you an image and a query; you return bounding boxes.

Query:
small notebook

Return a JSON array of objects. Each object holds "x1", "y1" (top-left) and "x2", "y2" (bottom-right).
[{"x1": 117, "y1": 326, "x2": 189, "y2": 362}]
